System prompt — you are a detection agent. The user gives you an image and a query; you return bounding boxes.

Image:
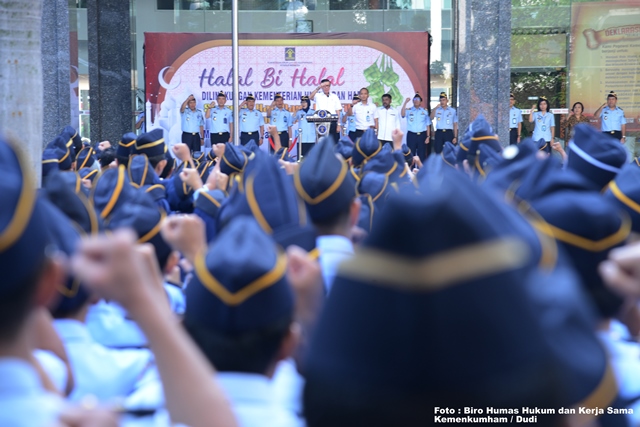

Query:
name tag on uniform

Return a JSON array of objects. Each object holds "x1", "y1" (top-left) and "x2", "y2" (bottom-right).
[
  {"x1": 542, "y1": 125, "x2": 547, "y2": 131},
  {"x1": 224, "y1": 118, "x2": 227, "y2": 124},
  {"x1": 446, "y1": 119, "x2": 450, "y2": 125},
  {"x1": 511, "y1": 118, "x2": 516, "y2": 125}
]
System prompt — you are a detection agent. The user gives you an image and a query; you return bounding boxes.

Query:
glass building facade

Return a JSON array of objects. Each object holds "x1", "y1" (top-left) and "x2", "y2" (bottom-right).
[{"x1": 68, "y1": 0, "x2": 639, "y2": 145}]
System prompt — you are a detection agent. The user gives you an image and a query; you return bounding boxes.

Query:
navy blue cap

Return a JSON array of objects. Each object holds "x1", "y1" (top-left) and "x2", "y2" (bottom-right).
[
  {"x1": 42, "y1": 148, "x2": 60, "y2": 179},
  {"x1": 39, "y1": 197, "x2": 90, "y2": 316},
  {"x1": 475, "y1": 144, "x2": 502, "y2": 178},
  {"x1": 195, "y1": 188, "x2": 226, "y2": 219},
  {"x1": 334, "y1": 136, "x2": 354, "y2": 160},
  {"x1": 605, "y1": 162, "x2": 640, "y2": 233},
  {"x1": 117, "y1": 132, "x2": 137, "y2": 158},
  {"x1": 106, "y1": 186, "x2": 172, "y2": 269},
  {"x1": 193, "y1": 151, "x2": 205, "y2": 165},
  {"x1": 60, "y1": 125, "x2": 82, "y2": 157},
  {"x1": 351, "y1": 129, "x2": 381, "y2": 168},
  {"x1": 220, "y1": 143, "x2": 248, "y2": 176},
  {"x1": 360, "y1": 146, "x2": 408, "y2": 185},
  {"x1": 461, "y1": 115, "x2": 502, "y2": 169},
  {"x1": 295, "y1": 137, "x2": 357, "y2": 223},
  {"x1": 135, "y1": 129, "x2": 166, "y2": 158},
  {"x1": 42, "y1": 171, "x2": 102, "y2": 235},
  {"x1": 566, "y1": 124, "x2": 627, "y2": 190},
  {"x1": 185, "y1": 216, "x2": 293, "y2": 334},
  {"x1": 241, "y1": 140, "x2": 260, "y2": 155},
  {"x1": 128, "y1": 154, "x2": 160, "y2": 188},
  {"x1": 441, "y1": 141, "x2": 458, "y2": 168},
  {"x1": 274, "y1": 147, "x2": 294, "y2": 162},
  {"x1": 481, "y1": 139, "x2": 539, "y2": 194},
  {"x1": 356, "y1": 171, "x2": 393, "y2": 232},
  {"x1": 513, "y1": 155, "x2": 588, "y2": 202},
  {"x1": 527, "y1": 188, "x2": 630, "y2": 318},
  {"x1": 0, "y1": 137, "x2": 50, "y2": 292},
  {"x1": 90, "y1": 165, "x2": 137, "y2": 220},
  {"x1": 75, "y1": 146, "x2": 96, "y2": 170},
  {"x1": 305, "y1": 168, "x2": 616, "y2": 413},
  {"x1": 55, "y1": 171, "x2": 90, "y2": 198},
  {"x1": 219, "y1": 153, "x2": 316, "y2": 252},
  {"x1": 78, "y1": 168, "x2": 98, "y2": 183},
  {"x1": 46, "y1": 136, "x2": 73, "y2": 171}
]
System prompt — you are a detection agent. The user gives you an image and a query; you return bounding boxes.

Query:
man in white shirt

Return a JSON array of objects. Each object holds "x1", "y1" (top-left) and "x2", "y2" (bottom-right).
[
  {"x1": 309, "y1": 78, "x2": 342, "y2": 141},
  {"x1": 377, "y1": 93, "x2": 401, "y2": 147},
  {"x1": 346, "y1": 87, "x2": 379, "y2": 141}
]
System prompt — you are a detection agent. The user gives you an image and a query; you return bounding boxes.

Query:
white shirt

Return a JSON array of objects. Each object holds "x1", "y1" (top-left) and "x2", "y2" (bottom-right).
[
  {"x1": 312, "y1": 91, "x2": 342, "y2": 115},
  {"x1": 0, "y1": 358, "x2": 62, "y2": 427},
  {"x1": 271, "y1": 358, "x2": 305, "y2": 418},
  {"x1": 352, "y1": 102, "x2": 379, "y2": 130},
  {"x1": 217, "y1": 372, "x2": 305, "y2": 427},
  {"x1": 316, "y1": 235, "x2": 354, "y2": 292},
  {"x1": 377, "y1": 106, "x2": 401, "y2": 142},
  {"x1": 34, "y1": 349, "x2": 68, "y2": 394},
  {"x1": 54, "y1": 319, "x2": 155, "y2": 403}
]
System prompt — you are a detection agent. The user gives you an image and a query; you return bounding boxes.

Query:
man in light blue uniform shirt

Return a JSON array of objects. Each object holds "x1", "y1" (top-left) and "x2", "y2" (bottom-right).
[
  {"x1": 293, "y1": 95, "x2": 316, "y2": 158},
  {"x1": 238, "y1": 94, "x2": 265, "y2": 146},
  {"x1": 401, "y1": 92, "x2": 431, "y2": 161},
  {"x1": 342, "y1": 94, "x2": 358, "y2": 140},
  {"x1": 267, "y1": 93, "x2": 293, "y2": 150},
  {"x1": 206, "y1": 91, "x2": 233, "y2": 144},
  {"x1": 430, "y1": 92, "x2": 458, "y2": 154},
  {"x1": 180, "y1": 94, "x2": 205, "y2": 153},
  {"x1": 595, "y1": 91, "x2": 627, "y2": 143},
  {"x1": 509, "y1": 93, "x2": 523, "y2": 145}
]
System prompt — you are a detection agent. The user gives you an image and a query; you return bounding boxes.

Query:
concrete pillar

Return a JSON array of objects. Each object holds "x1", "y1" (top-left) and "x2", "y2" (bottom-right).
[
  {"x1": 41, "y1": 0, "x2": 71, "y2": 146},
  {"x1": 456, "y1": 0, "x2": 511, "y2": 146},
  {"x1": 87, "y1": 0, "x2": 132, "y2": 144}
]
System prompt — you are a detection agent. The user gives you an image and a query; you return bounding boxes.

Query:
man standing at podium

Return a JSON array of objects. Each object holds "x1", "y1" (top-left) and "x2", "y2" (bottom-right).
[{"x1": 310, "y1": 78, "x2": 342, "y2": 141}]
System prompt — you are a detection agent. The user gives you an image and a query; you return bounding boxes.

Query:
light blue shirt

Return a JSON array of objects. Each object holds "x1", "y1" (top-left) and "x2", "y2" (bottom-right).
[
  {"x1": 137, "y1": 112, "x2": 146, "y2": 133},
  {"x1": 181, "y1": 108, "x2": 204, "y2": 133},
  {"x1": 0, "y1": 358, "x2": 62, "y2": 427},
  {"x1": 209, "y1": 106, "x2": 233, "y2": 133},
  {"x1": 434, "y1": 106, "x2": 457, "y2": 130},
  {"x1": 510, "y1": 106, "x2": 523, "y2": 129},
  {"x1": 341, "y1": 111, "x2": 357, "y2": 133},
  {"x1": 293, "y1": 109, "x2": 317, "y2": 143},
  {"x1": 271, "y1": 107, "x2": 293, "y2": 132},
  {"x1": 405, "y1": 106, "x2": 431, "y2": 133},
  {"x1": 316, "y1": 235, "x2": 354, "y2": 293},
  {"x1": 600, "y1": 106, "x2": 626, "y2": 132},
  {"x1": 531, "y1": 111, "x2": 554, "y2": 141},
  {"x1": 54, "y1": 319, "x2": 155, "y2": 403},
  {"x1": 240, "y1": 108, "x2": 265, "y2": 133}
]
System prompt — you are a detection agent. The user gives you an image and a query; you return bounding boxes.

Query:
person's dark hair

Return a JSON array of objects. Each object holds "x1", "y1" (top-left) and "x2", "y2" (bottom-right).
[
  {"x1": 571, "y1": 102, "x2": 584, "y2": 113},
  {"x1": 311, "y1": 202, "x2": 352, "y2": 235},
  {"x1": 382, "y1": 94, "x2": 392, "y2": 101},
  {"x1": 184, "y1": 316, "x2": 291, "y2": 374},
  {"x1": 148, "y1": 153, "x2": 166, "y2": 169},
  {"x1": 0, "y1": 261, "x2": 44, "y2": 343},
  {"x1": 321, "y1": 79, "x2": 331, "y2": 84},
  {"x1": 116, "y1": 155, "x2": 130, "y2": 167},
  {"x1": 537, "y1": 98, "x2": 549, "y2": 112},
  {"x1": 97, "y1": 147, "x2": 116, "y2": 168}
]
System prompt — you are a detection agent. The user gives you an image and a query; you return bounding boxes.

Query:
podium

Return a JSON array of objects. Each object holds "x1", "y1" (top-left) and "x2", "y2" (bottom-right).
[{"x1": 305, "y1": 110, "x2": 339, "y2": 141}]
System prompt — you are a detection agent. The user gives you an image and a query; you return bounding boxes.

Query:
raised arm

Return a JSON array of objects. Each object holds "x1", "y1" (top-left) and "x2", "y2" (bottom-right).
[
  {"x1": 180, "y1": 95, "x2": 194, "y2": 114},
  {"x1": 593, "y1": 102, "x2": 606, "y2": 118},
  {"x1": 528, "y1": 104, "x2": 536, "y2": 123},
  {"x1": 401, "y1": 98, "x2": 411, "y2": 118}
]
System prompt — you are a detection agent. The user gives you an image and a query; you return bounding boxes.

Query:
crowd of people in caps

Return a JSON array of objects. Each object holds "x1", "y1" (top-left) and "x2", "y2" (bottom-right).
[{"x1": 1, "y1": 82, "x2": 639, "y2": 427}]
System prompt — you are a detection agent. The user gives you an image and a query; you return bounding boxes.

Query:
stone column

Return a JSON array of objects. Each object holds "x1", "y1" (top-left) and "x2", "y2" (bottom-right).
[
  {"x1": 41, "y1": 0, "x2": 70, "y2": 145},
  {"x1": 456, "y1": 0, "x2": 511, "y2": 146},
  {"x1": 87, "y1": 0, "x2": 132, "y2": 144}
]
